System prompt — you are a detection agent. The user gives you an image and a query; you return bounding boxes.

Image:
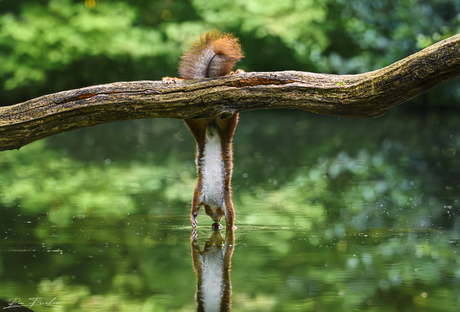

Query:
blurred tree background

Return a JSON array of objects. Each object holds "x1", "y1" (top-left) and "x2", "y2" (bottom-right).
[
  {"x1": 1, "y1": 0, "x2": 459, "y2": 107},
  {"x1": 1, "y1": 0, "x2": 460, "y2": 311}
]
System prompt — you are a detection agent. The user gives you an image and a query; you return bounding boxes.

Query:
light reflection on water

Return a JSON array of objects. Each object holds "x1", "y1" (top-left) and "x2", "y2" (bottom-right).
[
  {"x1": 1, "y1": 109, "x2": 459, "y2": 311},
  {"x1": 1, "y1": 212, "x2": 459, "y2": 311}
]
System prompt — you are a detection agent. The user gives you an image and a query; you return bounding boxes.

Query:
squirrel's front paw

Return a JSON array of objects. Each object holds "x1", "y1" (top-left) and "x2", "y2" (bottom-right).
[
  {"x1": 162, "y1": 77, "x2": 183, "y2": 85},
  {"x1": 191, "y1": 218, "x2": 198, "y2": 228},
  {"x1": 190, "y1": 211, "x2": 199, "y2": 228}
]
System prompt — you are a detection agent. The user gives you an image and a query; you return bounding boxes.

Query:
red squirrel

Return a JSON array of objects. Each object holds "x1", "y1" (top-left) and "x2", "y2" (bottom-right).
[{"x1": 163, "y1": 31, "x2": 244, "y2": 229}]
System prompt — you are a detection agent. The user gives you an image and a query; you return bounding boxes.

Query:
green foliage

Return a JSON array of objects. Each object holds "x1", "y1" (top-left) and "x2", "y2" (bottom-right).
[
  {"x1": 1, "y1": 0, "x2": 459, "y2": 105},
  {"x1": 192, "y1": 0, "x2": 329, "y2": 59},
  {"x1": 328, "y1": 0, "x2": 460, "y2": 74},
  {"x1": 0, "y1": 0, "x2": 164, "y2": 90}
]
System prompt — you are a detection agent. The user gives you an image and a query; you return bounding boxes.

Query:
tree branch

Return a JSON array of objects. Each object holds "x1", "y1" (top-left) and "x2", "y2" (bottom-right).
[{"x1": 1, "y1": 34, "x2": 460, "y2": 151}]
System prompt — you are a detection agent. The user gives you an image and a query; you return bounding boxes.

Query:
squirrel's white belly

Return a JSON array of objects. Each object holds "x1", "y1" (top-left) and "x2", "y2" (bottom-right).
[{"x1": 200, "y1": 127, "x2": 225, "y2": 213}]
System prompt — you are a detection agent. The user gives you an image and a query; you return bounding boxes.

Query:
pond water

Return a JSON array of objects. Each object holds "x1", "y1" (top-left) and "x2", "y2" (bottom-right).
[{"x1": 0, "y1": 107, "x2": 459, "y2": 311}]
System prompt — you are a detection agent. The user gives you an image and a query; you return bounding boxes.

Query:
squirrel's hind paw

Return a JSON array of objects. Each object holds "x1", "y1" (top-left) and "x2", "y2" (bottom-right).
[
  {"x1": 229, "y1": 69, "x2": 245, "y2": 75},
  {"x1": 162, "y1": 77, "x2": 184, "y2": 84}
]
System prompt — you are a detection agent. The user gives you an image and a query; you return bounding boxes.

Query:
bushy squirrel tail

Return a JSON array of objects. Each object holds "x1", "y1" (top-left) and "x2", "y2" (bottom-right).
[{"x1": 179, "y1": 31, "x2": 244, "y2": 80}]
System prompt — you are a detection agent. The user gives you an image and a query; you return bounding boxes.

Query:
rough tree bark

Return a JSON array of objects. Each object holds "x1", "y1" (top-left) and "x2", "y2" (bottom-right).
[{"x1": 1, "y1": 34, "x2": 460, "y2": 151}]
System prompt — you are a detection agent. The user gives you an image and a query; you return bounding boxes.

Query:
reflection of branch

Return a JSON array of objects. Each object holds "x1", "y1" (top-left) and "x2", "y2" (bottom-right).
[{"x1": 2, "y1": 34, "x2": 460, "y2": 151}]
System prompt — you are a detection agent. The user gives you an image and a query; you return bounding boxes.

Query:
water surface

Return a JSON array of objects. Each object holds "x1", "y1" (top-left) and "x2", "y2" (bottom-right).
[{"x1": 1, "y1": 108, "x2": 459, "y2": 311}]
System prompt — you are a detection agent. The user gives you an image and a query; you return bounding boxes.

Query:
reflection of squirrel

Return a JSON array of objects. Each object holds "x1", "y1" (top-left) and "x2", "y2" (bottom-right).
[
  {"x1": 191, "y1": 227, "x2": 235, "y2": 311},
  {"x1": 163, "y1": 31, "x2": 244, "y2": 228}
]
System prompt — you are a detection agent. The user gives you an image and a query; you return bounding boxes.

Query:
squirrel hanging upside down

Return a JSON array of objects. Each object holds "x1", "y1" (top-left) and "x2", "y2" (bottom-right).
[{"x1": 163, "y1": 31, "x2": 244, "y2": 229}]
